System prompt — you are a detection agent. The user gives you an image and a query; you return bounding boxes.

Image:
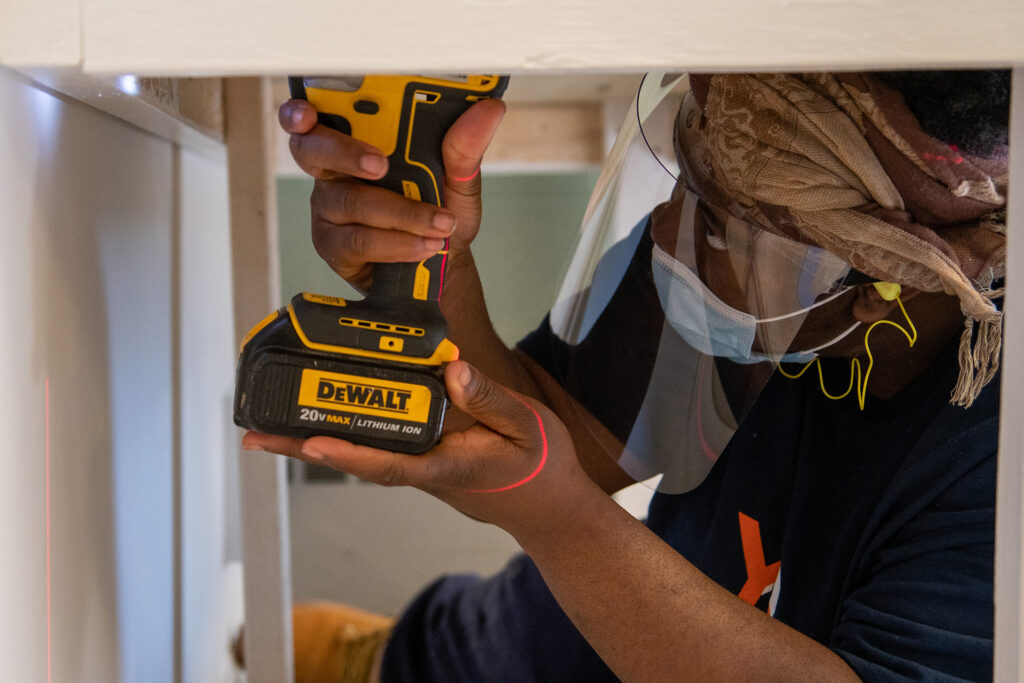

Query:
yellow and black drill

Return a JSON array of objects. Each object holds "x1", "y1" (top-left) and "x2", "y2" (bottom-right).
[{"x1": 233, "y1": 75, "x2": 508, "y2": 453}]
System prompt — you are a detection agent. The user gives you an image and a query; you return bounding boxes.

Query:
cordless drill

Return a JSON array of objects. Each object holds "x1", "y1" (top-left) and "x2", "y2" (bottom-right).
[{"x1": 233, "y1": 75, "x2": 509, "y2": 454}]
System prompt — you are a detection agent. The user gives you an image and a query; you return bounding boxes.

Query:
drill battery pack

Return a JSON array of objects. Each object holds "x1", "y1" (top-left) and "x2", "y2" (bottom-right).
[{"x1": 234, "y1": 292, "x2": 457, "y2": 454}]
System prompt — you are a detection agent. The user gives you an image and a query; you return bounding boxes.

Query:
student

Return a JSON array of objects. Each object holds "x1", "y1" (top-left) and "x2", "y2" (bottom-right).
[{"x1": 245, "y1": 70, "x2": 1010, "y2": 681}]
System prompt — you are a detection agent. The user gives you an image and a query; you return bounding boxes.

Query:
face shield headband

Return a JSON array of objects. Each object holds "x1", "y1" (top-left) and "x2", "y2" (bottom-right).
[{"x1": 544, "y1": 73, "x2": 853, "y2": 493}]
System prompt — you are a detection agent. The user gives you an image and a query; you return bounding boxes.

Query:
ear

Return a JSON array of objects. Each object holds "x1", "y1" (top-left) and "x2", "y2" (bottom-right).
[{"x1": 851, "y1": 282, "x2": 920, "y2": 324}]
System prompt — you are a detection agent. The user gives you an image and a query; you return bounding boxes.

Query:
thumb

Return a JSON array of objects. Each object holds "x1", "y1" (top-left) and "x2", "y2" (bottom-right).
[
  {"x1": 441, "y1": 99, "x2": 506, "y2": 246},
  {"x1": 278, "y1": 99, "x2": 317, "y2": 134},
  {"x1": 444, "y1": 360, "x2": 539, "y2": 442}
]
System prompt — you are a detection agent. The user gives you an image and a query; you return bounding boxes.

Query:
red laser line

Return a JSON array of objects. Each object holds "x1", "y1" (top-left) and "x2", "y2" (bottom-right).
[
  {"x1": 922, "y1": 151, "x2": 964, "y2": 165},
  {"x1": 468, "y1": 395, "x2": 549, "y2": 493},
  {"x1": 437, "y1": 167, "x2": 479, "y2": 295},
  {"x1": 449, "y1": 168, "x2": 480, "y2": 183},
  {"x1": 45, "y1": 377, "x2": 51, "y2": 683},
  {"x1": 438, "y1": 250, "x2": 448, "y2": 296}
]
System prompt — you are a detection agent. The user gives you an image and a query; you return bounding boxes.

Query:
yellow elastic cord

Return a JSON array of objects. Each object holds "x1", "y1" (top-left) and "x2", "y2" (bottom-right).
[{"x1": 777, "y1": 293, "x2": 917, "y2": 410}]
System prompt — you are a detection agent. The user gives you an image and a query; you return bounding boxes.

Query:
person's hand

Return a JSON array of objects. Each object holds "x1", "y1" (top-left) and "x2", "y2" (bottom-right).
[
  {"x1": 279, "y1": 97, "x2": 506, "y2": 291},
  {"x1": 242, "y1": 360, "x2": 601, "y2": 540}
]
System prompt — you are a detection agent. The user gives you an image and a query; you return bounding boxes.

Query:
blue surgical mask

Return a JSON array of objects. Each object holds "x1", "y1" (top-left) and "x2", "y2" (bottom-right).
[{"x1": 651, "y1": 243, "x2": 858, "y2": 364}]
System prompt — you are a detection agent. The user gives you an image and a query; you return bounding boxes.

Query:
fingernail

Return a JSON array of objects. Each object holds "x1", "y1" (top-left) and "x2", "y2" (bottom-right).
[
  {"x1": 291, "y1": 106, "x2": 305, "y2": 127},
  {"x1": 301, "y1": 445, "x2": 324, "y2": 462},
  {"x1": 242, "y1": 439, "x2": 267, "y2": 452},
  {"x1": 360, "y1": 155, "x2": 387, "y2": 176},
  {"x1": 423, "y1": 237, "x2": 446, "y2": 252},
  {"x1": 459, "y1": 363, "x2": 472, "y2": 388},
  {"x1": 433, "y1": 212, "x2": 456, "y2": 234}
]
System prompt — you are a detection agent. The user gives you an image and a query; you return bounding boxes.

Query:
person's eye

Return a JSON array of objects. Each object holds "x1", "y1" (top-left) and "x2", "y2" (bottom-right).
[
  {"x1": 705, "y1": 226, "x2": 727, "y2": 251},
  {"x1": 698, "y1": 206, "x2": 728, "y2": 251}
]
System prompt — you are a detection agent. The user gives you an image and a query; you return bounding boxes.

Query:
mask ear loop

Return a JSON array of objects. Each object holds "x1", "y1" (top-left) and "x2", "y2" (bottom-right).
[{"x1": 777, "y1": 283, "x2": 917, "y2": 410}]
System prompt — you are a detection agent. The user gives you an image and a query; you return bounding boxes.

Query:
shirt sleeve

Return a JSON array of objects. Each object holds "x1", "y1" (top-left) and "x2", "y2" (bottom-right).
[
  {"x1": 380, "y1": 553, "x2": 616, "y2": 683},
  {"x1": 830, "y1": 450, "x2": 996, "y2": 682}
]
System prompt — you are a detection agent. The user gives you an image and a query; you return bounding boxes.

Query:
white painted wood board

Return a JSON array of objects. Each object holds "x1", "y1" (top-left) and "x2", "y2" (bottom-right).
[
  {"x1": 14, "y1": 69, "x2": 225, "y2": 153},
  {"x1": 994, "y1": 66, "x2": 1024, "y2": 683},
  {"x1": 178, "y1": 144, "x2": 248, "y2": 683},
  {"x1": 0, "y1": 0, "x2": 80, "y2": 67},
  {"x1": 80, "y1": 0, "x2": 1023, "y2": 76}
]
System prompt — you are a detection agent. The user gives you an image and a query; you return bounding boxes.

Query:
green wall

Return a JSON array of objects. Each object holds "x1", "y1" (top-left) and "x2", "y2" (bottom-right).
[{"x1": 277, "y1": 168, "x2": 599, "y2": 344}]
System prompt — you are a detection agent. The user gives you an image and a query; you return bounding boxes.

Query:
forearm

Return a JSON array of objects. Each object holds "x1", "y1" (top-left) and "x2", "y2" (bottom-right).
[
  {"x1": 442, "y1": 249, "x2": 634, "y2": 493},
  {"x1": 516, "y1": 487, "x2": 860, "y2": 682},
  {"x1": 441, "y1": 248, "x2": 540, "y2": 399}
]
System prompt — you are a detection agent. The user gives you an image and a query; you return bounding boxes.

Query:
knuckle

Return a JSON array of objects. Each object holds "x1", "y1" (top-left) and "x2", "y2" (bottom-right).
[
  {"x1": 341, "y1": 224, "x2": 369, "y2": 258},
  {"x1": 309, "y1": 181, "x2": 327, "y2": 214},
  {"x1": 464, "y1": 376, "x2": 501, "y2": 414},
  {"x1": 518, "y1": 408, "x2": 541, "y2": 440},
  {"x1": 310, "y1": 221, "x2": 333, "y2": 261},
  {"x1": 450, "y1": 458, "x2": 483, "y2": 490},
  {"x1": 404, "y1": 198, "x2": 431, "y2": 227},
  {"x1": 375, "y1": 461, "x2": 406, "y2": 487},
  {"x1": 445, "y1": 139, "x2": 478, "y2": 167},
  {"x1": 339, "y1": 184, "x2": 362, "y2": 221},
  {"x1": 289, "y1": 133, "x2": 310, "y2": 162}
]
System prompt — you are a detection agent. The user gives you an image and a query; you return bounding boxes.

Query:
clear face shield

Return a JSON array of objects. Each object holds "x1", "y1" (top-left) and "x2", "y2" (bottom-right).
[{"x1": 547, "y1": 74, "x2": 854, "y2": 494}]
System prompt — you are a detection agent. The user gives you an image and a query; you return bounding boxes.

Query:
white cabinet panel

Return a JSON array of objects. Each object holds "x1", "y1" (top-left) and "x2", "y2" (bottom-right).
[
  {"x1": 0, "y1": 65, "x2": 174, "y2": 682},
  {"x1": 0, "y1": 66, "x2": 241, "y2": 683},
  {"x1": 179, "y1": 145, "x2": 245, "y2": 683}
]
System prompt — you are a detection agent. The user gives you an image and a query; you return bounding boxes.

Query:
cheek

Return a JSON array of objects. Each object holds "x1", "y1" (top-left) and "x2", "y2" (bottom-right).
[
  {"x1": 693, "y1": 223, "x2": 750, "y2": 313},
  {"x1": 786, "y1": 299, "x2": 861, "y2": 356},
  {"x1": 700, "y1": 252, "x2": 748, "y2": 313}
]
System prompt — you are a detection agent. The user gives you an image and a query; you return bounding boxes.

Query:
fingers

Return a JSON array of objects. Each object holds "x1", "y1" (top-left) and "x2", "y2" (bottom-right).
[
  {"x1": 244, "y1": 429, "x2": 438, "y2": 489},
  {"x1": 242, "y1": 431, "x2": 320, "y2": 465},
  {"x1": 279, "y1": 99, "x2": 389, "y2": 181},
  {"x1": 312, "y1": 221, "x2": 444, "y2": 284},
  {"x1": 281, "y1": 96, "x2": 506, "y2": 283},
  {"x1": 243, "y1": 429, "x2": 432, "y2": 486},
  {"x1": 289, "y1": 125, "x2": 389, "y2": 181},
  {"x1": 280, "y1": 97, "x2": 505, "y2": 188},
  {"x1": 312, "y1": 181, "x2": 457, "y2": 238},
  {"x1": 310, "y1": 184, "x2": 455, "y2": 283},
  {"x1": 300, "y1": 436, "x2": 433, "y2": 488}
]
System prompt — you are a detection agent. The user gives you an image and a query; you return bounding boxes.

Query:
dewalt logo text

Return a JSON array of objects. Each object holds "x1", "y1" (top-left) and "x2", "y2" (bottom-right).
[
  {"x1": 297, "y1": 369, "x2": 431, "y2": 423},
  {"x1": 317, "y1": 380, "x2": 412, "y2": 412}
]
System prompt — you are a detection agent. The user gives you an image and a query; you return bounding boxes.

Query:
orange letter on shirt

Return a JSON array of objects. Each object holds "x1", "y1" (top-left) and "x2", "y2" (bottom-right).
[{"x1": 737, "y1": 512, "x2": 780, "y2": 606}]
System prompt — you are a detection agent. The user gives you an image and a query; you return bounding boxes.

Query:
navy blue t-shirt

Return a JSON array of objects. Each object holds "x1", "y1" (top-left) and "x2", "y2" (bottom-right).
[{"x1": 382, "y1": 223, "x2": 998, "y2": 682}]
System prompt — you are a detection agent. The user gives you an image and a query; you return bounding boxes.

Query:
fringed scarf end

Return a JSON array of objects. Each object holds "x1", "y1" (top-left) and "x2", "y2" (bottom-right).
[{"x1": 951, "y1": 312, "x2": 1002, "y2": 407}]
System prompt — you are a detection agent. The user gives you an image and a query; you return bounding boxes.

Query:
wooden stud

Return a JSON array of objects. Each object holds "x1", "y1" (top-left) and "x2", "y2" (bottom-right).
[{"x1": 224, "y1": 76, "x2": 294, "y2": 683}]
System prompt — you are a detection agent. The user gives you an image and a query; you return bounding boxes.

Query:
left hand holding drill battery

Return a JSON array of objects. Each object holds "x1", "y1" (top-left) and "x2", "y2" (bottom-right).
[{"x1": 243, "y1": 359, "x2": 602, "y2": 538}]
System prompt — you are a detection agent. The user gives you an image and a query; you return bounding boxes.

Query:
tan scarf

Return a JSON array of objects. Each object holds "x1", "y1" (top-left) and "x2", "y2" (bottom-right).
[{"x1": 677, "y1": 73, "x2": 1008, "y2": 406}]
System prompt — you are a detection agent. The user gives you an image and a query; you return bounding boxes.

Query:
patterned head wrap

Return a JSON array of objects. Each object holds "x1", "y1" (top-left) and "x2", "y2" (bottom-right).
[{"x1": 676, "y1": 73, "x2": 1008, "y2": 406}]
